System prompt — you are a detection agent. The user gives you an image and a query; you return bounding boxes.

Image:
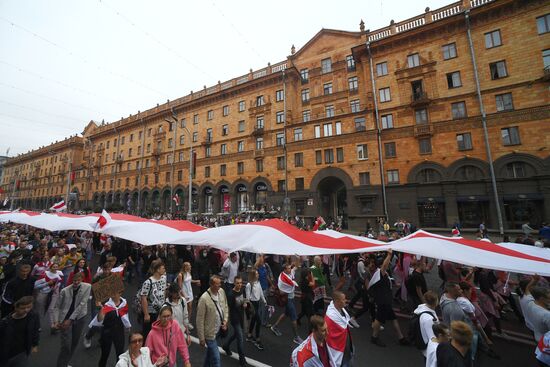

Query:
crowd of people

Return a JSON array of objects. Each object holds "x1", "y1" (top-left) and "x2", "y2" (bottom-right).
[{"x1": 0, "y1": 215, "x2": 549, "y2": 367}]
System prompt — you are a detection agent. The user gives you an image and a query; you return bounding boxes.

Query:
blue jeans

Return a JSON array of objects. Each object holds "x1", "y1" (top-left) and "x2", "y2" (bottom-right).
[
  {"x1": 224, "y1": 323, "x2": 246, "y2": 364},
  {"x1": 203, "y1": 339, "x2": 221, "y2": 367}
]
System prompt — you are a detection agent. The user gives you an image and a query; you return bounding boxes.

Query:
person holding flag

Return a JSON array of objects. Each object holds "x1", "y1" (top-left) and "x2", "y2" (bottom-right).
[
  {"x1": 290, "y1": 315, "x2": 335, "y2": 367},
  {"x1": 270, "y1": 262, "x2": 303, "y2": 345},
  {"x1": 325, "y1": 291, "x2": 354, "y2": 367},
  {"x1": 172, "y1": 194, "x2": 180, "y2": 207},
  {"x1": 49, "y1": 200, "x2": 66, "y2": 212}
]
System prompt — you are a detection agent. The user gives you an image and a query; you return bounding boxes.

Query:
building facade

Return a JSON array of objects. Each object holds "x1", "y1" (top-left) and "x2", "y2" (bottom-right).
[{"x1": 2, "y1": 0, "x2": 549, "y2": 231}]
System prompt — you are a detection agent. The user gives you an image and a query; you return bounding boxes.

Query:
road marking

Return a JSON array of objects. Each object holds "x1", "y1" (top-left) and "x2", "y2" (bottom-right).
[{"x1": 190, "y1": 336, "x2": 272, "y2": 367}]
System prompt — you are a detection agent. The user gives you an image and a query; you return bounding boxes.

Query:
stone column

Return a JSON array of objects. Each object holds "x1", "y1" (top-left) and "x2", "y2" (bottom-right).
[{"x1": 443, "y1": 184, "x2": 459, "y2": 227}]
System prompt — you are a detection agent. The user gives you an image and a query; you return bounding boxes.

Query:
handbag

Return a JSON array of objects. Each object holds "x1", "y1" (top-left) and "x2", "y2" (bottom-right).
[{"x1": 207, "y1": 290, "x2": 228, "y2": 338}]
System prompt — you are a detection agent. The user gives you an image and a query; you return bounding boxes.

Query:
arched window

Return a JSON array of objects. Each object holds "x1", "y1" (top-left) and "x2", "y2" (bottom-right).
[
  {"x1": 506, "y1": 162, "x2": 526, "y2": 178},
  {"x1": 456, "y1": 165, "x2": 484, "y2": 181},
  {"x1": 417, "y1": 168, "x2": 441, "y2": 184}
]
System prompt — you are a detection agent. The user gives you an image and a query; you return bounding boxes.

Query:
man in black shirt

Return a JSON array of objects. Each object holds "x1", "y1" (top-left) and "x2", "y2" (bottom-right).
[
  {"x1": 436, "y1": 320, "x2": 472, "y2": 367},
  {"x1": 406, "y1": 259, "x2": 428, "y2": 310},
  {"x1": 369, "y1": 250, "x2": 408, "y2": 347},
  {"x1": 0, "y1": 296, "x2": 40, "y2": 366},
  {"x1": 222, "y1": 276, "x2": 249, "y2": 367},
  {"x1": 0, "y1": 263, "x2": 35, "y2": 317}
]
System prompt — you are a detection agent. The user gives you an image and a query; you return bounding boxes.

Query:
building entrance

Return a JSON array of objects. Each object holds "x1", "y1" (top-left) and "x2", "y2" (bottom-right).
[{"x1": 317, "y1": 177, "x2": 348, "y2": 229}]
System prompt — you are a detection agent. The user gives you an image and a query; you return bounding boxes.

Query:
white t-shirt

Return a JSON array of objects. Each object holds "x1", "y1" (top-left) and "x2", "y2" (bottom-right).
[
  {"x1": 182, "y1": 272, "x2": 194, "y2": 302},
  {"x1": 222, "y1": 257, "x2": 239, "y2": 284},
  {"x1": 425, "y1": 339, "x2": 439, "y2": 367}
]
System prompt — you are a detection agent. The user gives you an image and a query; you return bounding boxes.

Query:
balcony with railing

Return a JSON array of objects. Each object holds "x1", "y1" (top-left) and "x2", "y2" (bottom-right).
[
  {"x1": 202, "y1": 136, "x2": 213, "y2": 146},
  {"x1": 253, "y1": 149, "x2": 265, "y2": 158},
  {"x1": 251, "y1": 127, "x2": 265, "y2": 136},
  {"x1": 543, "y1": 66, "x2": 550, "y2": 82},
  {"x1": 411, "y1": 91, "x2": 431, "y2": 107},
  {"x1": 414, "y1": 124, "x2": 434, "y2": 137},
  {"x1": 152, "y1": 147, "x2": 163, "y2": 156}
]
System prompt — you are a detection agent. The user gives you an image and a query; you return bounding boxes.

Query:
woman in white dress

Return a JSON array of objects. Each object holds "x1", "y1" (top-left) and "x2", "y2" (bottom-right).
[{"x1": 176, "y1": 262, "x2": 200, "y2": 328}]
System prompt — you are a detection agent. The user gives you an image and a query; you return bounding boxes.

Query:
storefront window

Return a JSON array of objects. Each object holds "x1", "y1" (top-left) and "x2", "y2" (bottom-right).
[
  {"x1": 457, "y1": 200, "x2": 489, "y2": 228},
  {"x1": 204, "y1": 187, "x2": 213, "y2": 213},
  {"x1": 255, "y1": 183, "x2": 268, "y2": 210},
  {"x1": 220, "y1": 186, "x2": 231, "y2": 213},
  {"x1": 417, "y1": 200, "x2": 446, "y2": 228},
  {"x1": 504, "y1": 199, "x2": 544, "y2": 229},
  {"x1": 236, "y1": 184, "x2": 248, "y2": 212}
]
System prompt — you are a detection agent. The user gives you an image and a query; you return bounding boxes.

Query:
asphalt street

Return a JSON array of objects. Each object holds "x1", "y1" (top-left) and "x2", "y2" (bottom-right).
[{"x1": 28, "y1": 259, "x2": 538, "y2": 367}]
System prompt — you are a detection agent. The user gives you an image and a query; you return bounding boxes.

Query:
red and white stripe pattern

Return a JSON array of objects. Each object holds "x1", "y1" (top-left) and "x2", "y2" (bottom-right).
[
  {"x1": 324, "y1": 301, "x2": 351, "y2": 367},
  {"x1": 49, "y1": 200, "x2": 66, "y2": 212},
  {"x1": 89, "y1": 297, "x2": 131, "y2": 328},
  {"x1": 1, "y1": 211, "x2": 549, "y2": 275},
  {"x1": 278, "y1": 269, "x2": 298, "y2": 294}
]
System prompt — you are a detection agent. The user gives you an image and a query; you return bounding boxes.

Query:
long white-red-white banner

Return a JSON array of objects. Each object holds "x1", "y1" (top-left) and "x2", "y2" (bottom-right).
[{"x1": 1, "y1": 210, "x2": 549, "y2": 275}]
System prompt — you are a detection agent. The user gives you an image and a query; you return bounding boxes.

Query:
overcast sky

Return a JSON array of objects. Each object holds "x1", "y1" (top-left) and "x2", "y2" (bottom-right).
[{"x1": 0, "y1": 0, "x2": 451, "y2": 157}]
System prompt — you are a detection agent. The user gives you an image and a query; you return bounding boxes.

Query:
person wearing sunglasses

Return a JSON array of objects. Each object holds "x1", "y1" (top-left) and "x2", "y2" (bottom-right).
[{"x1": 116, "y1": 332, "x2": 167, "y2": 367}]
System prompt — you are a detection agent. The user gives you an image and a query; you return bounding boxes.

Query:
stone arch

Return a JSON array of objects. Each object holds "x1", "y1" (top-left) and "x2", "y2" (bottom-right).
[
  {"x1": 447, "y1": 157, "x2": 489, "y2": 181},
  {"x1": 407, "y1": 161, "x2": 447, "y2": 184},
  {"x1": 493, "y1": 153, "x2": 544, "y2": 179},
  {"x1": 233, "y1": 179, "x2": 250, "y2": 213},
  {"x1": 161, "y1": 187, "x2": 171, "y2": 213},
  {"x1": 151, "y1": 189, "x2": 161, "y2": 212},
  {"x1": 309, "y1": 167, "x2": 354, "y2": 191}
]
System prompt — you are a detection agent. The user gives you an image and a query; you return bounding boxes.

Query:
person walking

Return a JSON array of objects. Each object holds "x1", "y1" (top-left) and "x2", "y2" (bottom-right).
[
  {"x1": 0, "y1": 296, "x2": 40, "y2": 367},
  {"x1": 140, "y1": 260, "x2": 167, "y2": 338},
  {"x1": 290, "y1": 315, "x2": 335, "y2": 367},
  {"x1": 196, "y1": 275, "x2": 229, "y2": 367},
  {"x1": 425, "y1": 323, "x2": 450, "y2": 367},
  {"x1": 310, "y1": 256, "x2": 327, "y2": 316},
  {"x1": 116, "y1": 332, "x2": 167, "y2": 367},
  {"x1": 145, "y1": 305, "x2": 191, "y2": 367},
  {"x1": 296, "y1": 267, "x2": 314, "y2": 330},
  {"x1": 245, "y1": 269, "x2": 266, "y2": 350},
  {"x1": 222, "y1": 275, "x2": 249, "y2": 367},
  {"x1": 33, "y1": 261, "x2": 63, "y2": 330},
  {"x1": 270, "y1": 263, "x2": 303, "y2": 345},
  {"x1": 412, "y1": 291, "x2": 439, "y2": 358},
  {"x1": 177, "y1": 261, "x2": 199, "y2": 329},
  {"x1": 53, "y1": 272, "x2": 92, "y2": 367},
  {"x1": 436, "y1": 321, "x2": 473, "y2": 367},
  {"x1": 325, "y1": 291, "x2": 354, "y2": 367},
  {"x1": 221, "y1": 252, "x2": 239, "y2": 296},
  {"x1": 1, "y1": 262, "x2": 35, "y2": 318}
]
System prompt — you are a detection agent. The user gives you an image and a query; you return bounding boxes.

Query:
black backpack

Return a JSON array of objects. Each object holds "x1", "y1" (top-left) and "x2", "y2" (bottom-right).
[{"x1": 408, "y1": 311, "x2": 437, "y2": 350}]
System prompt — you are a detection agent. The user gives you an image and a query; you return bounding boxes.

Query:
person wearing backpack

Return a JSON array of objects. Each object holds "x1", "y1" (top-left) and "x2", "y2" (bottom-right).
[
  {"x1": 140, "y1": 260, "x2": 167, "y2": 338},
  {"x1": 425, "y1": 323, "x2": 450, "y2": 367},
  {"x1": 411, "y1": 291, "x2": 439, "y2": 357}
]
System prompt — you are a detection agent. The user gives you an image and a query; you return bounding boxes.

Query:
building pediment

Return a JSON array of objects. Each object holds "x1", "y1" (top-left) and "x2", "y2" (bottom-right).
[{"x1": 290, "y1": 29, "x2": 362, "y2": 62}]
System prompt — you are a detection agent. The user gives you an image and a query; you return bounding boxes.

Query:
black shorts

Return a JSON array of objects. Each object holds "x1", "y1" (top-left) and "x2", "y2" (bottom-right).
[{"x1": 375, "y1": 303, "x2": 396, "y2": 323}]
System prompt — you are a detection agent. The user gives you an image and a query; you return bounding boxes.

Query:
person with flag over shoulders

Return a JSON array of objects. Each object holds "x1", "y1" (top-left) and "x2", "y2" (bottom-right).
[
  {"x1": 325, "y1": 291, "x2": 354, "y2": 367},
  {"x1": 291, "y1": 315, "x2": 336, "y2": 367},
  {"x1": 270, "y1": 262, "x2": 303, "y2": 345}
]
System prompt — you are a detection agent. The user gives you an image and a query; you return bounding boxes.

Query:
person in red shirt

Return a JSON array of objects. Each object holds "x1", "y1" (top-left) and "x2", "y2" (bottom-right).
[
  {"x1": 291, "y1": 315, "x2": 335, "y2": 367},
  {"x1": 67, "y1": 259, "x2": 92, "y2": 284}
]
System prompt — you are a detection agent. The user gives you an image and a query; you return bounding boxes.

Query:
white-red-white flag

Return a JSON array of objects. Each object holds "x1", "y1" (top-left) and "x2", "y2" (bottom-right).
[
  {"x1": 172, "y1": 194, "x2": 180, "y2": 206},
  {"x1": 95, "y1": 209, "x2": 112, "y2": 230},
  {"x1": 49, "y1": 200, "x2": 66, "y2": 212}
]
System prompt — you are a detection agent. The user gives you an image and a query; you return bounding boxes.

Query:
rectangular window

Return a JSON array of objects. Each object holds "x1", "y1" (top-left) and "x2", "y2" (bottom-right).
[
  {"x1": 325, "y1": 105, "x2": 335, "y2": 118},
  {"x1": 354, "y1": 117, "x2": 366, "y2": 131},
  {"x1": 205, "y1": 166, "x2": 210, "y2": 178},
  {"x1": 205, "y1": 146, "x2": 211, "y2": 158},
  {"x1": 255, "y1": 137, "x2": 264, "y2": 150},
  {"x1": 238, "y1": 120, "x2": 245, "y2": 132},
  {"x1": 276, "y1": 111, "x2": 285, "y2": 124},
  {"x1": 543, "y1": 49, "x2": 550, "y2": 68},
  {"x1": 384, "y1": 142, "x2": 396, "y2": 158},
  {"x1": 314, "y1": 125, "x2": 321, "y2": 138},
  {"x1": 179, "y1": 152, "x2": 184, "y2": 162},
  {"x1": 256, "y1": 159, "x2": 263, "y2": 172},
  {"x1": 167, "y1": 138, "x2": 173, "y2": 148},
  {"x1": 237, "y1": 162, "x2": 244, "y2": 174},
  {"x1": 323, "y1": 82, "x2": 333, "y2": 95},
  {"x1": 294, "y1": 152, "x2": 303, "y2": 167},
  {"x1": 222, "y1": 124, "x2": 229, "y2": 136},
  {"x1": 207, "y1": 110, "x2": 214, "y2": 120},
  {"x1": 256, "y1": 116, "x2": 264, "y2": 128},
  {"x1": 277, "y1": 156, "x2": 285, "y2": 170},
  {"x1": 381, "y1": 114, "x2": 393, "y2": 129},
  {"x1": 359, "y1": 172, "x2": 370, "y2": 185},
  {"x1": 335, "y1": 121, "x2": 342, "y2": 135},
  {"x1": 294, "y1": 128, "x2": 303, "y2": 141},
  {"x1": 237, "y1": 140, "x2": 244, "y2": 152},
  {"x1": 192, "y1": 132, "x2": 198, "y2": 142},
  {"x1": 336, "y1": 147, "x2": 344, "y2": 163},
  {"x1": 387, "y1": 170, "x2": 399, "y2": 184},
  {"x1": 139, "y1": 131, "x2": 142, "y2": 140},
  {"x1": 537, "y1": 14, "x2": 550, "y2": 34},
  {"x1": 256, "y1": 95, "x2": 264, "y2": 106},
  {"x1": 350, "y1": 99, "x2": 360, "y2": 113},
  {"x1": 147, "y1": 128, "x2": 152, "y2": 137},
  {"x1": 496, "y1": 93, "x2": 514, "y2": 111},
  {"x1": 165, "y1": 171, "x2": 171, "y2": 182},
  {"x1": 193, "y1": 114, "x2": 199, "y2": 124},
  {"x1": 451, "y1": 102, "x2": 467, "y2": 119},
  {"x1": 295, "y1": 178, "x2": 304, "y2": 191},
  {"x1": 490, "y1": 61, "x2": 508, "y2": 79},
  {"x1": 177, "y1": 170, "x2": 183, "y2": 181},
  {"x1": 323, "y1": 123, "x2": 333, "y2": 137},
  {"x1": 376, "y1": 62, "x2": 388, "y2": 76},
  {"x1": 277, "y1": 180, "x2": 286, "y2": 192},
  {"x1": 447, "y1": 71, "x2": 462, "y2": 88},
  {"x1": 501, "y1": 127, "x2": 521, "y2": 146},
  {"x1": 223, "y1": 105, "x2": 229, "y2": 116},
  {"x1": 300, "y1": 68, "x2": 309, "y2": 83},
  {"x1": 357, "y1": 144, "x2": 368, "y2": 160},
  {"x1": 419, "y1": 137, "x2": 432, "y2": 154},
  {"x1": 276, "y1": 132, "x2": 285, "y2": 146},
  {"x1": 324, "y1": 149, "x2": 334, "y2": 164},
  {"x1": 121, "y1": 136, "x2": 125, "y2": 145},
  {"x1": 130, "y1": 133, "x2": 134, "y2": 142},
  {"x1": 457, "y1": 133, "x2": 473, "y2": 151},
  {"x1": 315, "y1": 150, "x2": 322, "y2": 165},
  {"x1": 220, "y1": 164, "x2": 226, "y2": 176},
  {"x1": 415, "y1": 109, "x2": 428, "y2": 124},
  {"x1": 276, "y1": 89, "x2": 285, "y2": 102},
  {"x1": 180, "y1": 118, "x2": 186, "y2": 128},
  {"x1": 206, "y1": 128, "x2": 213, "y2": 142},
  {"x1": 301, "y1": 89, "x2": 310, "y2": 103},
  {"x1": 407, "y1": 53, "x2": 420, "y2": 68},
  {"x1": 179, "y1": 135, "x2": 185, "y2": 145},
  {"x1": 321, "y1": 58, "x2": 332, "y2": 74},
  {"x1": 485, "y1": 30, "x2": 502, "y2": 48},
  {"x1": 442, "y1": 43, "x2": 457, "y2": 60},
  {"x1": 238, "y1": 100, "x2": 246, "y2": 112},
  {"x1": 379, "y1": 87, "x2": 391, "y2": 102},
  {"x1": 220, "y1": 144, "x2": 227, "y2": 155},
  {"x1": 346, "y1": 55, "x2": 356, "y2": 71},
  {"x1": 302, "y1": 110, "x2": 311, "y2": 122},
  {"x1": 348, "y1": 77, "x2": 358, "y2": 92}
]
